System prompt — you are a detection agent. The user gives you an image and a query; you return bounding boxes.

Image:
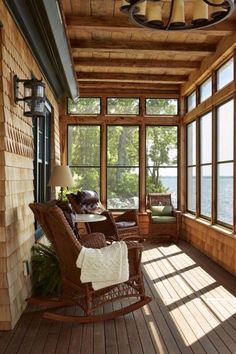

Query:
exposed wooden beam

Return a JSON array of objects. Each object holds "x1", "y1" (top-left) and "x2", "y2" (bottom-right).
[
  {"x1": 80, "y1": 89, "x2": 180, "y2": 96},
  {"x1": 78, "y1": 82, "x2": 180, "y2": 91},
  {"x1": 66, "y1": 15, "x2": 236, "y2": 36},
  {"x1": 74, "y1": 58, "x2": 200, "y2": 70},
  {"x1": 77, "y1": 72, "x2": 187, "y2": 83},
  {"x1": 71, "y1": 39, "x2": 215, "y2": 55}
]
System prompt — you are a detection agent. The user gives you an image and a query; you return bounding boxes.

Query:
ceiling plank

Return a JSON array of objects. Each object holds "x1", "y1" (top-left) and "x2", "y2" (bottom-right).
[
  {"x1": 74, "y1": 57, "x2": 200, "y2": 69},
  {"x1": 78, "y1": 82, "x2": 180, "y2": 90},
  {"x1": 66, "y1": 15, "x2": 236, "y2": 36},
  {"x1": 71, "y1": 39, "x2": 215, "y2": 55},
  {"x1": 77, "y1": 72, "x2": 187, "y2": 83}
]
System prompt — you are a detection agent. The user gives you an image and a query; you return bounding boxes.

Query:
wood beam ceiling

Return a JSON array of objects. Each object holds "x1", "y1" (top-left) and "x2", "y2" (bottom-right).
[
  {"x1": 71, "y1": 39, "x2": 216, "y2": 56},
  {"x1": 66, "y1": 16, "x2": 236, "y2": 36},
  {"x1": 77, "y1": 72, "x2": 187, "y2": 83},
  {"x1": 74, "y1": 58, "x2": 200, "y2": 70}
]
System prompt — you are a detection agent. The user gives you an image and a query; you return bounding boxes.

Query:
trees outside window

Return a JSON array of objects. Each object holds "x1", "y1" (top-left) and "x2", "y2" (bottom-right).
[
  {"x1": 107, "y1": 126, "x2": 139, "y2": 209},
  {"x1": 68, "y1": 125, "x2": 101, "y2": 192},
  {"x1": 146, "y1": 126, "x2": 178, "y2": 207}
]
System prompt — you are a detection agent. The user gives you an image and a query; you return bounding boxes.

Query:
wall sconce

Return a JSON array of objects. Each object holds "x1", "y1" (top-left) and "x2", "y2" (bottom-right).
[{"x1": 13, "y1": 75, "x2": 46, "y2": 117}]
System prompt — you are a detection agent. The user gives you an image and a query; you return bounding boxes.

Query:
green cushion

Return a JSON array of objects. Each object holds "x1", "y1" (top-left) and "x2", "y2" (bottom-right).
[
  {"x1": 151, "y1": 205, "x2": 173, "y2": 216},
  {"x1": 151, "y1": 216, "x2": 176, "y2": 224}
]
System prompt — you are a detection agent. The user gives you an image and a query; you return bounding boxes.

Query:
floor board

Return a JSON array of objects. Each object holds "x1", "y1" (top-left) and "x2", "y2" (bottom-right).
[{"x1": 0, "y1": 241, "x2": 236, "y2": 354}]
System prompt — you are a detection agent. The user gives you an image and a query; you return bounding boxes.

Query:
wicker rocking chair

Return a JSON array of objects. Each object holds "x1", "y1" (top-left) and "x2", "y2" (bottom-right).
[{"x1": 28, "y1": 203, "x2": 151, "y2": 323}]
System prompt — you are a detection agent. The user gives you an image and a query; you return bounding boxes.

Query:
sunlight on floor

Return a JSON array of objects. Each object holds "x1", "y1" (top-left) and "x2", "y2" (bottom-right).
[{"x1": 142, "y1": 242, "x2": 236, "y2": 347}]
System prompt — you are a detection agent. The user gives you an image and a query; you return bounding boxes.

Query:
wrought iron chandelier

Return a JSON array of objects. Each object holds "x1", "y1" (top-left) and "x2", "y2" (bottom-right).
[{"x1": 120, "y1": 0, "x2": 235, "y2": 31}]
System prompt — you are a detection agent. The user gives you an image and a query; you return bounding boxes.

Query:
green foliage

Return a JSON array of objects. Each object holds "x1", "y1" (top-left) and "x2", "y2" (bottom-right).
[
  {"x1": 31, "y1": 243, "x2": 62, "y2": 297},
  {"x1": 107, "y1": 98, "x2": 139, "y2": 115},
  {"x1": 146, "y1": 98, "x2": 178, "y2": 115},
  {"x1": 68, "y1": 98, "x2": 178, "y2": 207},
  {"x1": 68, "y1": 98, "x2": 101, "y2": 115}
]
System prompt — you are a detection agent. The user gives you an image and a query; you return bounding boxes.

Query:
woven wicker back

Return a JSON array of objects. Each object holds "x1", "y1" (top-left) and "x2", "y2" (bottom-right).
[
  {"x1": 29, "y1": 203, "x2": 82, "y2": 284},
  {"x1": 147, "y1": 193, "x2": 173, "y2": 208}
]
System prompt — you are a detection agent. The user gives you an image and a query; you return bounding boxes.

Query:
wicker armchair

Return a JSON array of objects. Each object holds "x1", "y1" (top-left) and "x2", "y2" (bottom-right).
[
  {"x1": 28, "y1": 203, "x2": 151, "y2": 323},
  {"x1": 67, "y1": 190, "x2": 144, "y2": 242},
  {"x1": 146, "y1": 193, "x2": 181, "y2": 243}
]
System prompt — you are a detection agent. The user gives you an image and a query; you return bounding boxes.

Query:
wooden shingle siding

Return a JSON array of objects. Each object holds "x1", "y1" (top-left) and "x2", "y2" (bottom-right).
[{"x1": 0, "y1": 2, "x2": 60, "y2": 330}]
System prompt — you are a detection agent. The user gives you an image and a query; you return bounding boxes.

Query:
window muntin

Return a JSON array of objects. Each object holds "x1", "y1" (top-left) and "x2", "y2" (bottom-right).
[
  {"x1": 200, "y1": 112, "x2": 212, "y2": 218},
  {"x1": 68, "y1": 97, "x2": 101, "y2": 115},
  {"x1": 107, "y1": 126, "x2": 139, "y2": 209},
  {"x1": 216, "y1": 57, "x2": 234, "y2": 91},
  {"x1": 107, "y1": 98, "x2": 140, "y2": 115},
  {"x1": 216, "y1": 100, "x2": 234, "y2": 226},
  {"x1": 68, "y1": 125, "x2": 101, "y2": 192},
  {"x1": 200, "y1": 77, "x2": 212, "y2": 103},
  {"x1": 146, "y1": 126, "x2": 178, "y2": 208},
  {"x1": 145, "y1": 98, "x2": 178, "y2": 115},
  {"x1": 187, "y1": 121, "x2": 196, "y2": 213},
  {"x1": 187, "y1": 91, "x2": 196, "y2": 112}
]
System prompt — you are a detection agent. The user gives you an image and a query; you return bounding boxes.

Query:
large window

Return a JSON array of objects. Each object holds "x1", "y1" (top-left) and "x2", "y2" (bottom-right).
[
  {"x1": 146, "y1": 126, "x2": 178, "y2": 207},
  {"x1": 187, "y1": 91, "x2": 196, "y2": 112},
  {"x1": 216, "y1": 100, "x2": 234, "y2": 226},
  {"x1": 68, "y1": 125, "x2": 101, "y2": 192},
  {"x1": 200, "y1": 77, "x2": 212, "y2": 103},
  {"x1": 68, "y1": 97, "x2": 101, "y2": 115},
  {"x1": 145, "y1": 98, "x2": 178, "y2": 115},
  {"x1": 187, "y1": 121, "x2": 196, "y2": 212},
  {"x1": 107, "y1": 126, "x2": 139, "y2": 209},
  {"x1": 200, "y1": 112, "x2": 212, "y2": 218},
  {"x1": 107, "y1": 98, "x2": 139, "y2": 115},
  {"x1": 216, "y1": 57, "x2": 234, "y2": 91}
]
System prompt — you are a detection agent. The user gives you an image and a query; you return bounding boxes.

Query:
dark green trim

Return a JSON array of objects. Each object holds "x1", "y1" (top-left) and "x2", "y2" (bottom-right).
[{"x1": 4, "y1": 0, "x2": 78, "y2": 99}]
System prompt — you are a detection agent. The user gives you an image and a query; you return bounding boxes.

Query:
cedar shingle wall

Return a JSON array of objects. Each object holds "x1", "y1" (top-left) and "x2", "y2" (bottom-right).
[
  {"x1": 181, "y1": 215, "x2": 236, "y2": 277},
  {"x1": 0, "y1": 3, "x2": 60, "y2": 330}
]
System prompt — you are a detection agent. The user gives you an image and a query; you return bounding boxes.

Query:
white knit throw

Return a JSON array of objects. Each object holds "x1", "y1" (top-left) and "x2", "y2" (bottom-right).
[{"x1": 76, "y1": 241, "x2": 129, "y2": 290}]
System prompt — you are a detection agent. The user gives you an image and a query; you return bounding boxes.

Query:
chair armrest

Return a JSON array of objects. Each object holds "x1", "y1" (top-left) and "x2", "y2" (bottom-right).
[
  {"x1": 115, "y1": 209, "x2": 139, "y2": 224},
  {"x1": 80, "y1": 232, "x2": 107, "y2": 248},
  {"x1": 173, "y1": 209, "x2": 181, "y2": 220},
  {"x1": 126, "y1": 241, "x2": 143, "y2": 276},
  {"x1": 146, "y1": 209, "x2": 152, "y2": 221}
]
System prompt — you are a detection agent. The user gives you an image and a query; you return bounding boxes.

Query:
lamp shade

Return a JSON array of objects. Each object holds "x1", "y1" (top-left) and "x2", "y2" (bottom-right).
[{"x1": 48, "y1": 166, "x2": 74, "y2": 188}]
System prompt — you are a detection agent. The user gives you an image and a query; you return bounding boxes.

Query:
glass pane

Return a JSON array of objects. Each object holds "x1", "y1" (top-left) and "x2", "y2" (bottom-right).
[
  {"x1": 217, "y1": 163, "x2": 233, "y2": 225},
  {"x1": 217, "y1": 100, "x2": 234, "y2": 162},
  {"x1": 200, "y1": 112, "x2": 212, "y2": 164},
  {"x1": 200, "y1": 165, "x2": 211, "y2": 218},
  {"x1": 200, "y1": 77, "x2": 212, "y2": 103},
  {"x1": 68, "y1": 125, "x2": 100, "y2": 166},
  {"x1": 146, "y1": 126, "x2": 178, "y2": 167},
  {"x1": 187, "y1": 121, "x2": 196, "y2": 166},
  {"x1": 107, "y1": 98, "x2": 139, "y2": 115},
  {"x1": 146, "y1": 167, "x2": 178, "y2": 208},
  {"x1": 187, "y1": 167, "x2": 196, "y2": 212},
  {"x1": 187, "y1": 91, "x2": 196, "y2": 112},
  {"x1": 146, "y1": 98, "x2": 178, "y2": 115},
  {"x1": 71, "y1": 167, "x2": 100, "y2": 193},
  {"x1": 68, "y1": 97, "x2": 101, "y2": 115},
  {"x1": 217, "y1": 57, "x2": 234, "y2": 91},
  {"x1": 107, "y1": 126, "x2": 139, "y2": 166},
  {"x1": 107, "y1": 168, "x2": 139, "y2": 209}
]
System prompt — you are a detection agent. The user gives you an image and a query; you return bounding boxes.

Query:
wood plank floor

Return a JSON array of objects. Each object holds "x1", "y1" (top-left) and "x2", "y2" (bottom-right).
[{"x1": 0, "y1": 241, "x2": 236, "y2": 354}]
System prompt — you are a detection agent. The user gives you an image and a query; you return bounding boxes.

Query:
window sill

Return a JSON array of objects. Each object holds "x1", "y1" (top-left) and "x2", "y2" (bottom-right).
[{"x1": 183, "y1": 213, "x2": 235, "y2": 238}]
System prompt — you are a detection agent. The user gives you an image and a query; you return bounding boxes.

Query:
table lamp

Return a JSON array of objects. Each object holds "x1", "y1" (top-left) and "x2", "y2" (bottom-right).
[{"x1": 48, "y1": 165, "x2": 74, "y2": 200}]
